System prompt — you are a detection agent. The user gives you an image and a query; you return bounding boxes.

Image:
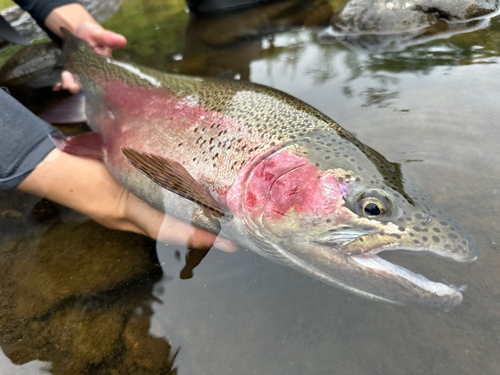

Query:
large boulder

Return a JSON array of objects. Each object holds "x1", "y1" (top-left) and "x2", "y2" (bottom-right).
[{"x1": 320, "y1": 0, "x2": 500, "y2": 51}]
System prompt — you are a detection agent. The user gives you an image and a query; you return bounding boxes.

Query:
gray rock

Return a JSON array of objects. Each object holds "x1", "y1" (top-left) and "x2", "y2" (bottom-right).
[{"x1": 319, "y1": 0, "x2": 499, "y2": 52}]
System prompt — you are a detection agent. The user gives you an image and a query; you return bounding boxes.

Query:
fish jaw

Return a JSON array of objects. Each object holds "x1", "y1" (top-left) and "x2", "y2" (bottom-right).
[
  {"x1": 338, "y1": 230, "x2": 479, "y2": 262},
  {"x1": 280, "y1": 239, "x2": 465, "y2": 311}
]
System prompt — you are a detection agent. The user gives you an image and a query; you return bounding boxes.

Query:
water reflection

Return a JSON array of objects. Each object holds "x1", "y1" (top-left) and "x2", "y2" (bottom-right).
[{"x1": 180, "y1": 0, "x2": 335, "y2": 78}]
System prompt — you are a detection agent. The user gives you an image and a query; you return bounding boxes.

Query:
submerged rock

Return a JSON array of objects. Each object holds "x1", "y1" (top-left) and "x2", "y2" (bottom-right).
[
  {"x1": 4, "y1": 221, "x2": 157, "y2": 320},
  {"x1": 0, "y1": 210, "x2": 178, "y2": 374}
]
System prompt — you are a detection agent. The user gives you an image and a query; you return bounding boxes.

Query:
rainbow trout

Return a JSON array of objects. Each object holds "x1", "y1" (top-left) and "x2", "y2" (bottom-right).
[{"x1": 54, "y1": 31, "x2": 478, "y2": 311}]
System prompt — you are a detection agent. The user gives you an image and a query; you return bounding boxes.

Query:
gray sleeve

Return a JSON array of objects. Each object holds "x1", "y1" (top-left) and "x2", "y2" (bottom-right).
[
  {"x1": 14, "y1": 0, "x2": 78, "y2": 27},
  {"x1": 0, "y1": 88, "x2": 61, "y2": 189}
]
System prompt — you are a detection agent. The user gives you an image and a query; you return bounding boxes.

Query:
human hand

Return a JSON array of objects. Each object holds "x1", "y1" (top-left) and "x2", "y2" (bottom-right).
[
  {"x1": 53, "y1": 22, "x2": 127, "y2": 93},
  {"x1": 17, "y1": 149, "x2": 236, "y2": 253},
  {"x1": 74, "y1": 21, "x2": 127, "y2": 57}
]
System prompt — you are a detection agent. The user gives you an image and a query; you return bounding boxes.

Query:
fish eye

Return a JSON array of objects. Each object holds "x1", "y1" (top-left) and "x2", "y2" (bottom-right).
[
  {"x1": 344, "y1": 188, "x2": 398, "y2": 221},
  {"x1": 360, "y1": 199, "x2": 386, "y2": 218}
]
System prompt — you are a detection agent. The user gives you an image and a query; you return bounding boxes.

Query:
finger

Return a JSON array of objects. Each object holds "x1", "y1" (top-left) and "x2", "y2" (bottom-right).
[
  {"x1": 157, "y1": 214, "x2": 236, "y2": 253},
  {"x1": 88, "y1": 27, "x2": 127, "y2": 51},
  {"x1": 94, "y1": 45, "x2": 112, "y2": 58},
  {"x1": 61, "y1": 71, "x2": 80, "y2": 94},
  {"x1": 213, "y1": 237, "x2": 238, "y2": 253},
  {"x1": 98, "y1": 30, "x2": 127, "y2": 50}
]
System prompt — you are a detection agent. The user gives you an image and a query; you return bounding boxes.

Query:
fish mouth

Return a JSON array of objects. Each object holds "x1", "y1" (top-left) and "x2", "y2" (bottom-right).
[
  {"x1": 310, "y1": 229, "x2": 477, "y2": 309},
  {"x1": 347, "y1": 244, "x2": 475, "y2": 310},
  {"x1": 350, "y1": 251, "x2": 465, "y2": 298}
]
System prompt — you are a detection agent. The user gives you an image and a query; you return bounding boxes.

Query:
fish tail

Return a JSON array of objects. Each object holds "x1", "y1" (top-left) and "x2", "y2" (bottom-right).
[{"x1": 57, "y1": 28, "x2": 94, "y2": 69}]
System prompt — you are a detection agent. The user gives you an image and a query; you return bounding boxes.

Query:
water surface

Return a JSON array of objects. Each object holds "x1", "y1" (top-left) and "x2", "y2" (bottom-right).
[{"x1": 1, "y1": 0, "x2": 500, "y2": 373}]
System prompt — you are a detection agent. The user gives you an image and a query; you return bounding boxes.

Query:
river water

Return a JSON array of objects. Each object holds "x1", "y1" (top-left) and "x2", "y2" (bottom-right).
[{"x1": 1, "y1": 0, "x2": 500, "y2": 374}]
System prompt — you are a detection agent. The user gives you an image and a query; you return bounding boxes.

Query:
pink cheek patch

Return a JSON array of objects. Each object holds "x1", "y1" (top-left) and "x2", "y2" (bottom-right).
[
  {"x1": 265, "y1": 165, "x2": 344, "y2": 220},
  {"x1": 244, "y1": 151, "x2": 346, "y2": 221}
]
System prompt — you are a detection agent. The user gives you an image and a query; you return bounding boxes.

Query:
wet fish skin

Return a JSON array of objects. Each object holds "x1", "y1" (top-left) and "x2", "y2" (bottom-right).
[
  {"x1": 57, "y1": 31, "x2": 479, "y2": 310},
  {"x1": 0, "y1": 42, "x2": 62, "y2": 89}
]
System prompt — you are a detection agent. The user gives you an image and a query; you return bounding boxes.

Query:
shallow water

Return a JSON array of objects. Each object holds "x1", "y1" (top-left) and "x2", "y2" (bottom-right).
[{"x1": 1, "y1": 0, "x2": 500, "y2": 374}]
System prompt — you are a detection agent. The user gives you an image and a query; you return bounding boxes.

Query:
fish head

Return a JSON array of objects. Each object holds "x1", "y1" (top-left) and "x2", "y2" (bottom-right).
[{"x1": 241, "y1": 136, "x2": 478, "y2": 311}]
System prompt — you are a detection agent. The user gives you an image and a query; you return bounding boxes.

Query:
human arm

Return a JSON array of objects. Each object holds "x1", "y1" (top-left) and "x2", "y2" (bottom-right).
[{"x1": 16, "y1": 149, "x2": 235, "y2": 252}]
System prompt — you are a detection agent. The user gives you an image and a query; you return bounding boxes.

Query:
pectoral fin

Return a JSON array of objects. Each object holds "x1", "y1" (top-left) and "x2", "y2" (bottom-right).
[
  {"x1": 179, "y1": 207, "x2": 222, "y2": 279},
  {"x1": 180, "y1": 247, "x2": 211, "y2": 280},
  {"x1": 121, "y1": 147, "x2": 226, "y2": 218},
  {"x1": 50, "y1": 132, "x2": 104, "y2": 159}
]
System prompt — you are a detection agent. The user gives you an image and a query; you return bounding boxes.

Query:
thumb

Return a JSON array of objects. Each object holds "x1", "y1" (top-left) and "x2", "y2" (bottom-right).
[{"x1": 93, "y1": 29, "x2": 127, "y2": 50}]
